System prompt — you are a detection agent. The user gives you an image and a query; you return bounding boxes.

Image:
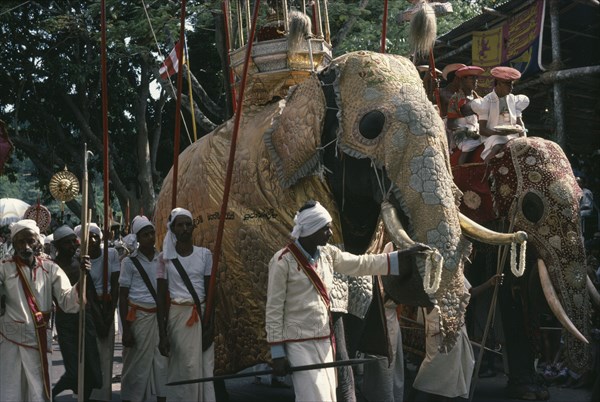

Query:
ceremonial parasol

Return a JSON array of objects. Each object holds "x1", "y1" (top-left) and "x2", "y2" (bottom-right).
[{"x1": 0, "y1": 198, "x2": 30, "y2": 226}]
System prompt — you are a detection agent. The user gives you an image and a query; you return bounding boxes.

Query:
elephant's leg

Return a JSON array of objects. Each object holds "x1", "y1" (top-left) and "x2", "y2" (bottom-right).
[
  {"x1": 333, "y1": 312, "x2": 357, "y2": 402},
  {"x1": 498, "y1": 271, "x2": 549, "y2": 400}
]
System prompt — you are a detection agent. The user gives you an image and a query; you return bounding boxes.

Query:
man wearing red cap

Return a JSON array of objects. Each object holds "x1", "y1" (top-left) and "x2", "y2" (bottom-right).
[
  {"x1": 470, "y1": 66, "x2": 530, "y2": 162},
  {"x1": 447, "y1": 65, "x2": 484, "y2": 164}
]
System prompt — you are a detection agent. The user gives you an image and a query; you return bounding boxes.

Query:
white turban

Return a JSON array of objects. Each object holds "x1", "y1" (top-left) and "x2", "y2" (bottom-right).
[
  {"x1": 131, "y1": 215, "x2": 154, "y2": 235},
  {"x1": 122, "y1": 233, "x2": 138, "y2": 253},
  {"x1": 290, "y1": 201, "x2": 332, "y2": 240},
  {"x1": 53, "y1": 225, "x2": 76, "y2": 242},
  {"x1": 10, "y1": 219, "x2": 41, "y2": 241},
  {"x1": 162, "y1": 208, "x2": 193, "y2": 260},
  {"x1": 74, "y1": 223, "x2": 102, "y2": 240},
  {"x1": 44, "y1": 234, "x2": 53, "y2": 245}
]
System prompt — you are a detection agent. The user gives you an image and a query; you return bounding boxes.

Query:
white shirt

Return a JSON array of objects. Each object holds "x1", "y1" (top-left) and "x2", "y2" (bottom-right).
[
  {"x1": 119, "y1": 250, "x2": 159, "y2": 305},
  {"x1": 156, "y1": 246, "x2": 212, "y2": 303},
  {"x1": 266, "y1": 243, "x2": 399, "y2": 355},
  {"x1": 0, "y1": 256, "x2": 79, "y2": 346},
  {"x1": 471, "y1": 90, "x2": 530, "y2": 159},
  {"x1": 90, "y1": 247, "x2": 121, "y2": 295}
]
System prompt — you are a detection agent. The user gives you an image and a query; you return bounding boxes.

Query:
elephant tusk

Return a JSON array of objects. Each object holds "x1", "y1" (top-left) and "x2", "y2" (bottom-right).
[
  {"x1": 587, "y1": 276, "x2": 600, "y2": 310},
  {"x1": 538, "y1": 259, "x2": 588, "y2": 344},
  {"x1": 380, "y1": 201, "x2": 416, "y2": 249},
  {"x1": 459, "y1": 213, "x2": 528, "y2": 245}
]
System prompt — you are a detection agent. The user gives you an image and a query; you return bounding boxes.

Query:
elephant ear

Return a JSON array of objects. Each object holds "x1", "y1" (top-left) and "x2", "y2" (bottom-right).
[{"x1": 265, "y1": 74, "x2": 326, "y2": 189}]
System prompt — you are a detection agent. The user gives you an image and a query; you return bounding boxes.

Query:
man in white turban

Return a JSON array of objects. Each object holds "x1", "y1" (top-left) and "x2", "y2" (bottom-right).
[
  {"x1": 156, "y1": 207, "x2": 215, "y2": 401},
  {"x1": 82, "y1": 221, "x2": 121, "y2": 401},
  {"x1": 119, "y1": 215, "x2": 167, "y2": 402},
  {"x1": 0, "y1": 219, "x2": 89, "y2": 401},
  {"x1": 266, "y1": 201, "x2": 430, "y2": 402}
]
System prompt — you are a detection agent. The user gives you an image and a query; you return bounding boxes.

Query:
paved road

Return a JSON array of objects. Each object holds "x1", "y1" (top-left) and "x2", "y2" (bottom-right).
[{"x1": 51, "y1": 338, "x2": 592, "y2": 402}]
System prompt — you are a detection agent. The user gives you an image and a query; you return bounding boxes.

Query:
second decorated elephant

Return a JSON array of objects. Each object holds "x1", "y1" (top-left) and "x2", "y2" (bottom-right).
[
  {"x1": 153, "y1": 51, "x2": 523, "y2": 389},
  {"x1": 453, "y1": 136, "x2": 596, "y2": 398}
]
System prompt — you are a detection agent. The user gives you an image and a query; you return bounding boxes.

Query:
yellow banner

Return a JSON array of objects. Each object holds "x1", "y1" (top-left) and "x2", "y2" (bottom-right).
[{"x1": 472, "y1": 26, "x2": 503, "y2": 67}]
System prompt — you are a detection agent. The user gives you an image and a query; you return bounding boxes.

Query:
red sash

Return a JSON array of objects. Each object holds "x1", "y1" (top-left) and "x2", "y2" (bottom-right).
[
  {"x1": 14, "y1": 257, "x2": 51, "y2": 400},
  {"x1": 285, "y1": 243, "x2": 336, "y2": 354}
]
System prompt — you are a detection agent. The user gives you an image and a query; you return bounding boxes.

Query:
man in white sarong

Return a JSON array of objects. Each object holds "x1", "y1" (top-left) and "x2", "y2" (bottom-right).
[
  {"x1": 266, "y1": 200, "x2": 430, "y2": 402},
  {"x1": 156, "y1": 208, "x2": 215, "y2": 401},
  {"x1": 0, "y1": 219, "x2": 88, "y2": 401},
  {"x1": 412, "y1": 280, "x2": 475, "y2": 399},
  {"x1": 119, "y1": 215, "x2": 167, "y2": 402},
  {"x1": 76, "y1": 222, "x2": 121, "y2": 401},
  {"x1": 470, "y1": 66, "x2": 530, "y2": 163}
]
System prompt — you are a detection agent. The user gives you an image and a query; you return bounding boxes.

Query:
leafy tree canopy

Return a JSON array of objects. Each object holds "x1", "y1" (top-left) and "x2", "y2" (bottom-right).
[{"x1": 0, "y1": 0, "x2": 493, "y2": 225}]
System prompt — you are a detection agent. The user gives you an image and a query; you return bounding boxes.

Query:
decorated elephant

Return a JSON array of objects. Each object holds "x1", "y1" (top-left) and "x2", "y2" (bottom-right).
[
  {"x1": 452, "y1": 137, "x2": 596, "y2": 399},
  {"x1": 153, "y1": 50, "x2": 527, "y2": 397}
]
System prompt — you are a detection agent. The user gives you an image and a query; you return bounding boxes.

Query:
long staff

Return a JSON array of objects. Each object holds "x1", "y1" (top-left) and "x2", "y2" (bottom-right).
[
  {"x1": 203, "y1": 0, "x2": 262, "y2": 328},
  {"x1": 77, "y1": 144, "x2": 92, "y2": 402}
]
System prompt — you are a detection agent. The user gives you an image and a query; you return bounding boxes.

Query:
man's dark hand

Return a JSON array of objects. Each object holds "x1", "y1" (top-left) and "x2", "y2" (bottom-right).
[
  {"x1": 159, "y1": 336, "x2": 170, "y2": 357},
  {"x1": 80, "y1": 255, "x2": 91, "y2": 271},
  {"x1": 401, "y1": 242, "x2": 432, "y2": 256},
  {"x1": 271, "y1": 357, "x2": 290, "y2": 377},
  {"x1": 122, "y1": 327, "x2": 135, "y2": 347}
]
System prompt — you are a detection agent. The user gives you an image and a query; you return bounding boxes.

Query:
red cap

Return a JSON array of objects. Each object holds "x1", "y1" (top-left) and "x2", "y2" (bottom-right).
[
  {"x1": 456, "y1": 66, "x2": 485, "y2": 78},
  {"x1": 442, "y1": 63, "x2": 466, "y2": 80},
  {"x1": 490, "y1": 66, "x2": 521, "y2": 81}
]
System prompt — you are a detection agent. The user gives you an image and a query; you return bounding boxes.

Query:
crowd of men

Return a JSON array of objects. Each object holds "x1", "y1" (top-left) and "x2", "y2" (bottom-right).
[{"x1": 0, "y1": 208, "x2": 216, "y2": 402}]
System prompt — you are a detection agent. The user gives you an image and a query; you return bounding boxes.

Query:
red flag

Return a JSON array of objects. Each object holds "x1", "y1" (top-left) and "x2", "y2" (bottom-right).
[{"x1": 159, "y1": 42, "x2": 182, "y2": 79}]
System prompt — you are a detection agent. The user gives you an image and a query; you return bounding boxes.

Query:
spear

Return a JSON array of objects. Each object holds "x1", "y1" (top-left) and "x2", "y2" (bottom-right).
[{"x1": 167, "y1": 357, "x2": 383, "y2": 386}]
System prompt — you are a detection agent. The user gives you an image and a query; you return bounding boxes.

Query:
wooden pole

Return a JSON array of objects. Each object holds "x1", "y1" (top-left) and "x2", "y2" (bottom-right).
[
  {"x1": 381, "y1": 0, "x2": 388, "y2": 53},
  {"x1": 77, "y1": 144, "x2": 90, "y2": 402},
  {"x1": 223, "y1": 0, "x2": 238, "y2": 113},
  {"x1": 550, "y1": 0, "x2": 565, "y2": 148},
  {"x1": 171, "y1": 0, "x2": 188, "y2": 209},
  {"x1": 204, "y1": 0, "x2": 262, "y2": 327},
  {"x1": 101, "y1": 0, "x2": 110, "y2": 308}
]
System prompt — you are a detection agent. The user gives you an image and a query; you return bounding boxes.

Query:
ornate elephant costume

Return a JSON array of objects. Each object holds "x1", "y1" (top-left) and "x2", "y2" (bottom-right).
[
  {"x1": 489, "y1": 137, "x2": 591, "y2": 374},
  {"x1": 154, "y1": 51, "x2": 518, "y2": 376}
]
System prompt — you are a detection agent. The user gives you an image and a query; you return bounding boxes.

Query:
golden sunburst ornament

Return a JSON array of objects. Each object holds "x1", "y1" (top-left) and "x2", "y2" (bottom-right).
[{"x1": 49, "y1": 167, "x2": 80, "y2": 202}]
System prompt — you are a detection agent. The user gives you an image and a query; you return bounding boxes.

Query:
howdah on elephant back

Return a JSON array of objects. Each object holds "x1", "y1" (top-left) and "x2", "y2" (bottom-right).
[{"x1": 154, "y1": 50, "x2": 521, "y2": 375}]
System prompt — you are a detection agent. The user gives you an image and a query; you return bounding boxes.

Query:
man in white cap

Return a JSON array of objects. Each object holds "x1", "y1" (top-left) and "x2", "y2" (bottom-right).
[
  {"x1": 266, "y1": 201, "x2": 430, "y2": 402},
  {"x1": 156, "y1": 207, "x2": 215, "y2": 401},
  {"x1": 81, "y1": 222, "x2": 121, "y2": 401},
  {"x1": 51, "y1": 225, "x2": 103, "y2": 400},
  {"x1": 0, "y1": 219, "x2": 89, "y2": 401},
  {"x1": 470, "y1": 66, "x2": 530, "y2": 162},
  {"x1": 119, "y1": 215, "x2": 167, "y2": 402}
]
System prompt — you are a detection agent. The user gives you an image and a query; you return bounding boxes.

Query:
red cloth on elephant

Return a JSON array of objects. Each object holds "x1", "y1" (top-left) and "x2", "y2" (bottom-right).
[{"x1": 451, "y1": 146, "x2": 497, "y2": 223}]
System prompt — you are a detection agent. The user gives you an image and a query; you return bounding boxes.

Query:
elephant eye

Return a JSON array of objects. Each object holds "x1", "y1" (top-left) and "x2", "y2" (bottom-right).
[
  {"x1": 359, "y1": 110, "x2": 386, "y2": 140},
  {"x1": 521, "y1": 192, "x2": 544, "y2": 224}
]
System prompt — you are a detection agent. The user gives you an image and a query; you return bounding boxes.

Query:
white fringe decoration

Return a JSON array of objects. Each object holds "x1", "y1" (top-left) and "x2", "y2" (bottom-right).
[
  {"x1": 510, "y1": 240, "x2": 527, "y2": 277},
  {"x1": 423, "y1": 250, "x2": 444, "y2": 294}
]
